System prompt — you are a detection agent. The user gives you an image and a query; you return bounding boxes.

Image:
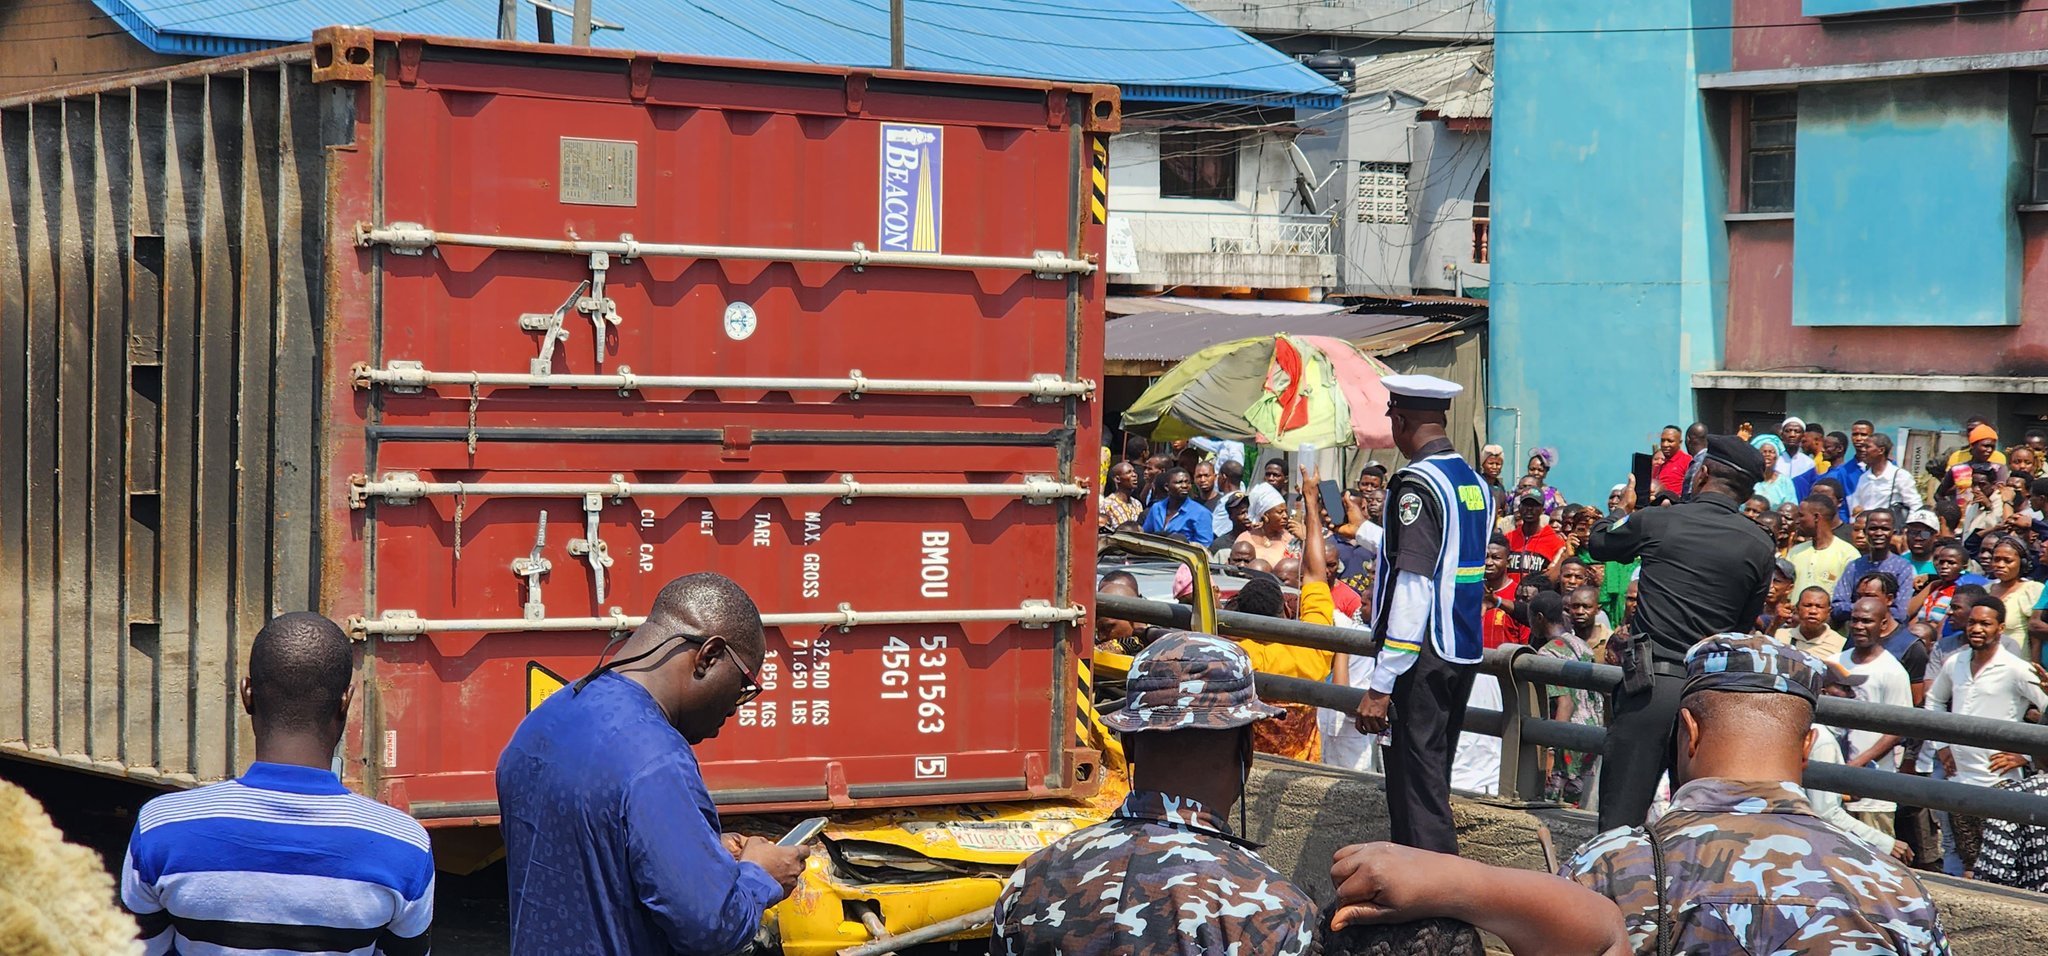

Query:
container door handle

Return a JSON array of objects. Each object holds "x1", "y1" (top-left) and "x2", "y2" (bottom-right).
[
  {"x1": 510, "y1": 511, "x2": 553, "y2": 621},
  {"x1": 566, "y1": 492, "x2": 614, "y2": 605}
]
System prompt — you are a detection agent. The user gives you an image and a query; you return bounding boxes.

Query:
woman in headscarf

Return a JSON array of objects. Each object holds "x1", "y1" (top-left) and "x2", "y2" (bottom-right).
[
  {"x1": 1478, "y1": 444, "x2": 1507, "y2": 505},
  {"x1": 1525, "y1": 448, "x2": 1565, "y2": 515},
  {"x1": 1749, "y1": 434, "x2": 1800, "y2": 508},
  {"x1": 1241, "y1": 482, "x2": 1298, "y2": 566}
]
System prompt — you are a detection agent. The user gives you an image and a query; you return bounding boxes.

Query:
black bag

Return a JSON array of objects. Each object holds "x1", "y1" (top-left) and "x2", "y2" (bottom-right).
[{"x1": 1616, "y1": 632, "x2": 1655, "y2": 696}]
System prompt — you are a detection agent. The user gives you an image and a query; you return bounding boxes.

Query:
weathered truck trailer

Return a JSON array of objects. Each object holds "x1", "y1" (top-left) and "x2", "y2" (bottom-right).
[{"x1": 0, "y1": 29, "x2": 1114, "y2": 829}]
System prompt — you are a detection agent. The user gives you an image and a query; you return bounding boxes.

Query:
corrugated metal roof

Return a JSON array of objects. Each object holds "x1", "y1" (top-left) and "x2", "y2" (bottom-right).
[
  {"x1": 1106, "y1": 310, "x2": 1428, "y2": 363},
  {"x1": 89, "y1": 0, "x2": 1342, "y2": 108},
  {"x1": 1105, "y1": 295, "x2": 1348, "y2": 317},
  {"x1": 1349, "y1": 45, "x2": 1492, "y2": 120}
]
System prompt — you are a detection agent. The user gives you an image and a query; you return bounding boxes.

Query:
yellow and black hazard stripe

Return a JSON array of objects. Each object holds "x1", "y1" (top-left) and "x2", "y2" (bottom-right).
[{"x1": 1089, "y1": 135, "x2": 1108, "y2": 225}]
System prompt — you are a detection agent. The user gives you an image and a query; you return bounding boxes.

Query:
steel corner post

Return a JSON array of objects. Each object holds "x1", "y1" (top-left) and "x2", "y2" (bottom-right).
[{"x1": 1494, "y1": 644, "x2": 1546, "y2": 803}]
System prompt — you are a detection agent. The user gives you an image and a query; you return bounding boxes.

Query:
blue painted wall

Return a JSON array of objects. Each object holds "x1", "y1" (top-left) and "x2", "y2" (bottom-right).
[
  {"x1": 1792, "y1": 76, "x2": 2024, "y2": 327},
  {"x1": 1490, "y1": 1, "x2": 1730, "y2": 503}
]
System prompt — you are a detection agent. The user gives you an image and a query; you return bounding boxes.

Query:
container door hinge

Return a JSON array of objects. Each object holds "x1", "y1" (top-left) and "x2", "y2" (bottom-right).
[
  {"x1": 511, "y1": 512, "x2": 553, "y2": 621},
  {"x1": 1023, "y1": 475, "x2": 1060, "y2": 505},
  {"x1": 1018, "y1": 599, "x2": 1060, "y2": 629},
  {"x1": 627, "y1": 55, "x2": 654, "y2": 101},
  {"x1": 1029, "y1": 373, "x2": 1090, "y2": 403},
  {"x1": 519, "y1": 280, "x2": 588, "y2": 375},
  {"x1": 351, "y1": 471, "x2": 419, "y2": 509},
  {"x1": 566, "y1": 492, "x2": 613, "y2": 605},
  {"x1": 347, "y1": 609, "x2": 422, "y2": 642},
  {"x1": 396, "y1": 37, "x2": 424, "y2": 86}
]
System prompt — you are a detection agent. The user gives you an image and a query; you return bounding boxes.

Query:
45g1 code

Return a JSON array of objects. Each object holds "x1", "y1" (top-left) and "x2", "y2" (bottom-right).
[{"x1": 880, "y1": 634, "x2": 948, "y2": 734}]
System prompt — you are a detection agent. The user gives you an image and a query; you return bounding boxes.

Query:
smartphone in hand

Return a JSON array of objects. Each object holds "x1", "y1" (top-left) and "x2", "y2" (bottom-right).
[
  {"x1": 777, "y1": 817, "x2": 830, "y2": 847},
  {"x1": 1318, "y1": 479, "x2": 1346, "y2": 526}
]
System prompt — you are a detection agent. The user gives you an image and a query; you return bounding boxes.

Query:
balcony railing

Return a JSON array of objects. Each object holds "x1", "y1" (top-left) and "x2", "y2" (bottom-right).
[{"x1": 1120, "y1": 209, "x2": 1333, "y2": 257}]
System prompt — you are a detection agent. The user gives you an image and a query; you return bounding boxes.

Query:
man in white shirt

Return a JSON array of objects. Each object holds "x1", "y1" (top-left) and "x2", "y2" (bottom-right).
[
  {"x1": 1777, "y1": 417, "x2": 1816, "y2": 479},
  {"x1": 1837, "y1": 597, "x2": 1914, "y2": 836},
  {"x1": 1925, "y1": 596, "x2": 2048, "y2": 875},
  {"x1": 1847, "y1": 434, "x2": 1923, "y2": 517},
  {"x1": 1812, "y1": 660, "x2": 1910, "y2": 860}
]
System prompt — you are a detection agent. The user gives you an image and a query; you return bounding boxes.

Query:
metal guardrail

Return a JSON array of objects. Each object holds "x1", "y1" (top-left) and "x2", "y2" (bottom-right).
[{"x1": 1101, "y1": 593, "x2": 2048, "y2": 828}]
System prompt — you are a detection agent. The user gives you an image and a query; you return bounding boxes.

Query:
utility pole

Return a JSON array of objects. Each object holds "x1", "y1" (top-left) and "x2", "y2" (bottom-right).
[
  {"x1": 572, "y1": 0, "x2": 593, "y2": 45},
  {"x1": 497, "y1": 0, "x2": 518, "y2": 40},
  {"x1": 890, "y1": 0, "x2": 904, "y2": 69}
]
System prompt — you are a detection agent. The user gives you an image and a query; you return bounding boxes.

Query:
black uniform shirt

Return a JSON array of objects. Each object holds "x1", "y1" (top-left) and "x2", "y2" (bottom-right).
[
  {"x1": 1387, "y1": 437, "x2": 1455, "y2": 577},
  {"x1": 1588, "y1": 492, "x2": 1774, "y2": 664}
]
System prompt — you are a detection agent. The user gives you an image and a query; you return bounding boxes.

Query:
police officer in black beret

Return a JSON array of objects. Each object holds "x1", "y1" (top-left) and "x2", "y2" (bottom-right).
[{"x1": 1587, "y1": 434, "x2": 1775, "y2": 830}]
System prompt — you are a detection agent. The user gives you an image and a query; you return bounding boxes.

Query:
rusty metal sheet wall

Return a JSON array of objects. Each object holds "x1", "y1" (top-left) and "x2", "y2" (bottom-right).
[{"x1": 0, "y1": 61, "x2": 328, "y2": 784}]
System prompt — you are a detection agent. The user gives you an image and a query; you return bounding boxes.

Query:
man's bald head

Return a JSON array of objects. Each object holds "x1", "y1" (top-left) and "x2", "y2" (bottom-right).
[
  {"x1": 1676, "y1": 689, "x2": 1814, "y2": 784},
  {"x1": 247, "y1": 612, "x2": 353, "y2": 732},
  {"x1": 1099, "y1": 571, "x2": 1141, "y2": 598},
  {"x1": 643, "y1": 572, "x2": 765, "y2": 661},
  {"x1": 1273, "y1": 557, "x2": 1303, "y2": 589}
]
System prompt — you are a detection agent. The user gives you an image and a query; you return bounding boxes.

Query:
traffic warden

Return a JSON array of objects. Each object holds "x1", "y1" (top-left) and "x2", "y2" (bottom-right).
[
  {"x1": 1353, "y1": 374, "x2": 1489, "y2": 854},
  {"x1": 1588, "y1": 434, "x2": 1774, "y2": 830},
  {"x1": 991, "y1": 632, "x2": 1319, "y2": 956},
  {"x1": 1559, "y1": 634, "x2": 1950, "y2": 955}
]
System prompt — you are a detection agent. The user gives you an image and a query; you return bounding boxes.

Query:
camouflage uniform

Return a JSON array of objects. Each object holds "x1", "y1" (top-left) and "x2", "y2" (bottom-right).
[
  {"x1": 990, "y1": 633, "x2": 1319, "y2": 956},
  {"x1": 1559, "y1": 634, "x2": 1950, "y2": 956}
]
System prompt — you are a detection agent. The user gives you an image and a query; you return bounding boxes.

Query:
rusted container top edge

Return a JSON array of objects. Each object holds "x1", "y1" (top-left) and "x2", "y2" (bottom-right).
[{"x1": 0, "y1": 28, "x2": 1123, "y2": 132}]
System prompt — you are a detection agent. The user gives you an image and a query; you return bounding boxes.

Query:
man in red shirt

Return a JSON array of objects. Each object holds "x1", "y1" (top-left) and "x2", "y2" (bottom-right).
[
  {"x1": 1652, "y1": 424, "x2": 1692, "y2": 496},
  {"x1": 1480, "y1": 535, "x2": 1527, "y2": 648},
  {"x1": 1504, "y1": 489, "x2": 1571, "y2": 589}
]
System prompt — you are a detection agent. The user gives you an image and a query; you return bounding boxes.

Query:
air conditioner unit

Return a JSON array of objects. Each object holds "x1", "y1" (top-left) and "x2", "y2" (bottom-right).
[{"x1": 1210, "y1": 236, "x2": 1254, "y2": 254}]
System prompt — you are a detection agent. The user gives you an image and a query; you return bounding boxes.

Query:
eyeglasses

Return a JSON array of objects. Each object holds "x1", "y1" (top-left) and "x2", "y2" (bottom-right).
[{"x1": 673, "y1": 630, "x2": 764, "y2": 706}]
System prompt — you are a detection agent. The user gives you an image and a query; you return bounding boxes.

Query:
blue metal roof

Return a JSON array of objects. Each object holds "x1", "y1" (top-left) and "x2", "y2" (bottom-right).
[{"x1": 89, "y1": 0, "x2": 1342, "y2": 108}]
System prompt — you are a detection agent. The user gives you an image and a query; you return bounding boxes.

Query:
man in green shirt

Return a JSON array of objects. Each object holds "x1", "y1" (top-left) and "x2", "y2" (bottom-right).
[{"x1": 1787, "y1": 494, "x2": 1860, "y2": 598}]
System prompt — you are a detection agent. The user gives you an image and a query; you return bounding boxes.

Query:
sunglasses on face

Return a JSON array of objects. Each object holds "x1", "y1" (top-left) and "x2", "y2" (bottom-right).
[{"x1": 671, "y1": 630, "x2": 763, "y2": 706}]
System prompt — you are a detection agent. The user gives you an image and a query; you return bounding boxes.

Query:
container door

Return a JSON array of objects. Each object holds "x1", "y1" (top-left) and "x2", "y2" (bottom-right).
[{"x1": 344, "y1": 47, "x2": 1106, "y2": 818}]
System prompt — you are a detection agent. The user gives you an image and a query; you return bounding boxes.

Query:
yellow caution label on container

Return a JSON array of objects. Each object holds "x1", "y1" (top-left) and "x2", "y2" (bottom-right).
[{"x1": 527, "y1": 662, "x2": 568, "y2": 712}]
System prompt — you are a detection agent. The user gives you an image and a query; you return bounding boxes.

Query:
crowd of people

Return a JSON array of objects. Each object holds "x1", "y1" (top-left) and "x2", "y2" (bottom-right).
[{"x1": 1088, "y1": 410, "x2": 2048, "y2": 952}]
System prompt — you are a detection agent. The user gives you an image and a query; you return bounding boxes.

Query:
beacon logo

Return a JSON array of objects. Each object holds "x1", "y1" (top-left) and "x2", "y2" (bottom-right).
[{"x1": 879, "y1": 123, "x2": 943, "y2": 254}]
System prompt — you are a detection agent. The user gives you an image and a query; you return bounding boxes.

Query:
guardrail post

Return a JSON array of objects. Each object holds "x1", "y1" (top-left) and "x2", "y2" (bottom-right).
[{"x1": 1495, "y1": 645, "x2": 1545, "y2": 803}]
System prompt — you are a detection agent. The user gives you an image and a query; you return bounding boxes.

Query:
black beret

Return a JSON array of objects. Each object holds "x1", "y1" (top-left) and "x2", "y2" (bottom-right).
[{"x1": 1703, "y1": 434, "x2": 1766, "y2": 483}]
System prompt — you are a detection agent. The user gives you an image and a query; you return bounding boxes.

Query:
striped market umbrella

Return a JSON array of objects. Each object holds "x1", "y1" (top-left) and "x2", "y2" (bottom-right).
[{"x1": 1120, "y1": 334, "x2": 1396, "y2": 452}]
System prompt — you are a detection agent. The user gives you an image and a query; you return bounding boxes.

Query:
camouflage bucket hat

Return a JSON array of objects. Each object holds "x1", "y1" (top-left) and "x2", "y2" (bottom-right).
[
  {"x1": 1101, "y1": 631, "x2": 1285, "y2": 734},
  {"x1": 1682, "y1": 632, "x2": 1824, "y2": 706}
]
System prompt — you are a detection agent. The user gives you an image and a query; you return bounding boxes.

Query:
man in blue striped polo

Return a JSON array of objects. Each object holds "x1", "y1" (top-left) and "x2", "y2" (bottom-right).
[{"x1": 120, "y1": 612, "x2": 434, "y2": 955}]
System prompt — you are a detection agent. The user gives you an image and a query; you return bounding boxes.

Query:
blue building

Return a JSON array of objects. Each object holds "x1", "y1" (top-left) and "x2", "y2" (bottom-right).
[{"x1": 1493, "y1": 0, "x2": 2048, "y2": 503}]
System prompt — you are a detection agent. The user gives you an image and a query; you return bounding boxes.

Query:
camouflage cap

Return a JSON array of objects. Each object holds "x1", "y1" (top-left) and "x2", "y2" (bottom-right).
[
  {"x1": 1682, "y1": 632, "x2": 1824, "y2": 706},
  {"x1": 1101, "y1": 631, "x2": 1284, "y2": 734}
]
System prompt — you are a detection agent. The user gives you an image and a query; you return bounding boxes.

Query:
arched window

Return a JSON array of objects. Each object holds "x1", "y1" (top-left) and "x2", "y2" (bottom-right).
[{"x1": 1471, "y1": 171, "x2": 1491, "y2": 264}]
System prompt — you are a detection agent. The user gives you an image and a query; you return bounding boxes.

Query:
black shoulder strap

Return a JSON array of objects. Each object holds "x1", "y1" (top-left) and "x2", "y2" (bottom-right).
[{"x1": 1645, "y1": 821, "x2": 1675, "y2": 956}]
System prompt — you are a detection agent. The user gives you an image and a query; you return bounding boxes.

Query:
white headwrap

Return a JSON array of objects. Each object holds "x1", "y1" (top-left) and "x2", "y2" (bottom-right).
[{"x1": 1247, "y1": 483, "x2": 1286, "y2": 520}]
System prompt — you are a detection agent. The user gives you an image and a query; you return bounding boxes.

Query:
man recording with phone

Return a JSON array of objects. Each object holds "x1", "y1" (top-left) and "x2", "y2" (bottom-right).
[{"x1": 1588, "y1": 435, "x2": 1775, "y2": 831}]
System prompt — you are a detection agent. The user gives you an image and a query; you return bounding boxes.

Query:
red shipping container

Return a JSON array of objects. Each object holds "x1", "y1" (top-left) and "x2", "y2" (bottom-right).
[{"x1": 0, "y1": 29, "x2": 1116, "y2": 820}]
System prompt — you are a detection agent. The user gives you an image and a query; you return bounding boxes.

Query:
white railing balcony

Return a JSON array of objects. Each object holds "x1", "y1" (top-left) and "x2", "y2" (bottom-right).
[
  {"x1": 1179, "y1": 0, "x2": 1492, "y2": 40},
  {"x1": 1111, "y1": 209, "x2": 1337, "y2": 291}
]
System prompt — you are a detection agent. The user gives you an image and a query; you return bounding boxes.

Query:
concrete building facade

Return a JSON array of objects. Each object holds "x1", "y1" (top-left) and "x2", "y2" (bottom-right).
[{"x1": 1493, "y1": 0, "x2": 2048, "y2": 501}]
